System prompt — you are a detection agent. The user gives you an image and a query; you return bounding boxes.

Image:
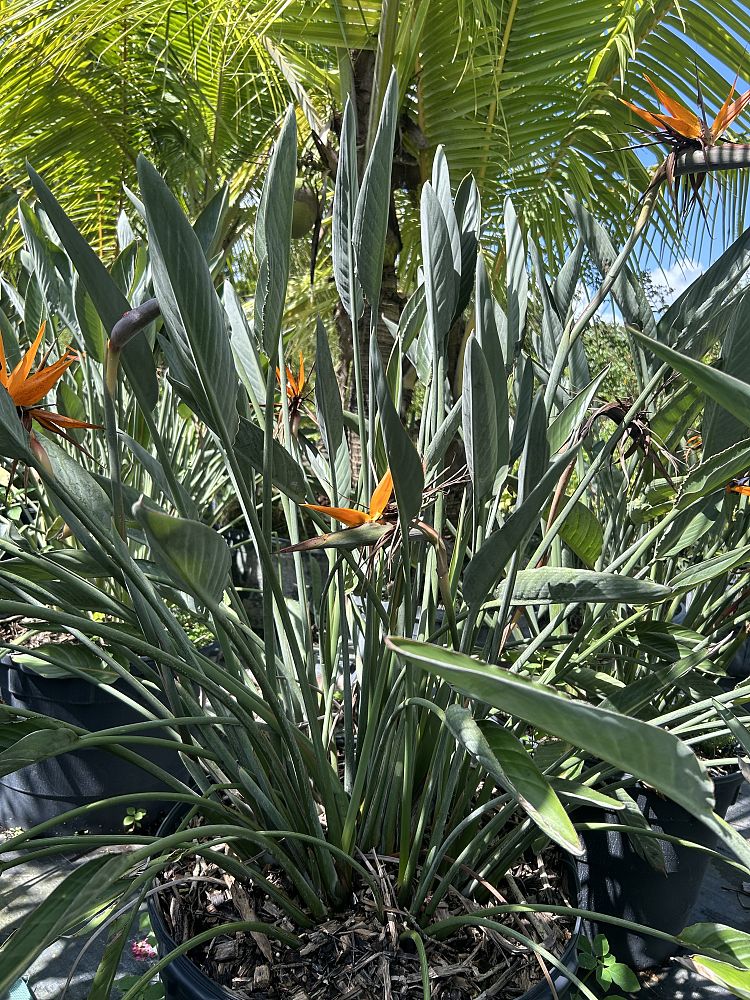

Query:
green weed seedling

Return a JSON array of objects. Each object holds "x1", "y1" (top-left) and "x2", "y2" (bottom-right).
[
  {"x1": 572, "y1": 934, "x2": 640, "y2": 998},
  {"x1": 122, "y1": 806, "x2": 148, "y2": 831}
]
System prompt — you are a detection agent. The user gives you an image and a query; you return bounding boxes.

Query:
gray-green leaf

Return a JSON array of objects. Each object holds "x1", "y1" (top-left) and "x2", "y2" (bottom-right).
[
  {"x1": 387, "y1": 638, "x2": 714, "y2": 822},
  {"x1": 353, "y1": 71, "x2": 398, "y2": 306},
  {"x1": 134, "y1": 501, "x2": 230, "y2": 605}
]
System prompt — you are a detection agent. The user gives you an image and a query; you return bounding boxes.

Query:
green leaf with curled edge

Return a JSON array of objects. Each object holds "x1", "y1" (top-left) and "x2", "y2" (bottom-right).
[
  {"x1": 475, "y1": 715, "x2": 583, "y2": 855},
  {"x1": 253, "y1": 108, "x2": 296, "y2": 357},
  {"x1": 27, "y1": 164, "x2": 157, "y2": 409},
  {"x1": 501, "y1": 567, "x2": 670, "y2": 606},
  {"x1": 353, "y1": 71, "x2": 398, "y2": 306},
  {"x1": 670, "y1": 544, "x2": 750, "y2": 591},
  {"x1": 679, "y1": 956, "x2": 750, "y2": 998},
  {"x1": 463, "y1": 338, "x2": 497, "y2": 500},
  {"x1": 550, "y1": 779, "x2": 626, "y2": 812},
  {"x1": 387, "y1": 637, "x2": 714, "y2": 822},
  {"x1": 421, "y1": 181, "x2": 456, "y2": 348},
  {"x1": 681, "y1": 922, "x2": 750, "y2": 967},
  {"x1": 134, "y1": 501, "x2": 230, "y2": 605},
  {"x1": 332, "y1": 99, "x2": 363, "y2": 321},
  {"x1": 137, "y1": 155, "x2": 237, "y2": 435},
  {"x1": 557, "y1": 501, "x2": 603, "y2": 568},
  {"x1": 504, "y1": 197, "x2": 527, "y2": 367},
  {"x1": 13, "y1": 642, "x2": 120, "y2": 681},
  {"x1": 0, "y1": 728, "x2": 80, "y2": 777},
  {"x1": 614, "y1": 788, "x2": 667, "y2": 875}
]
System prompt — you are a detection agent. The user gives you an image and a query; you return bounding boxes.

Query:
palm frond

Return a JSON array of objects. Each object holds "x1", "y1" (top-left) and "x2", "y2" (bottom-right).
[{"x1": 3, "y1": 0, "x2": 750, "y2": 268}]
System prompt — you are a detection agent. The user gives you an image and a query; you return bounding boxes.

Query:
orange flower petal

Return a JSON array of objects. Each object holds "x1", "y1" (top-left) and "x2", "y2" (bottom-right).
[
  {"x1": 7, "y1": 322, "x2": 46, "y2": 398},
  {"x1": 644, "y1": 75, "x2": 702, "y2": 136},
  {"x1": 29, "y1": 408, "x2": 100, "y2": 430},
  {"x1": 279, "y1": 364, "x2": 299, "y2": 397},
  {"x1": 369, "y1": 468, "x2": 394, "y2": 520},
  {"x1": 302, "y1": 503, "x2": 371, "y2": 528},
  {"x1": 620, "y1": 100, "x2": 701, "y2": 140},
  {"x1": 728, "y1": 484, "x2": 750, "y2": 497},
  {"x1": 620, "y1": 98, "x2": 665, "y2": 131},
  {"x1": 278, "y1": 356, "x2": 307, "y2": 399},
  {"x1": 12, "y1": 352, "x2": 78, "y2": 407},
  {"x1": 713, "y1": 86, "x2": 750, "y2": 139},
  {"x1": 712, "y1": 77, "x2": 738, "y2": 137},
  {"x1": 276, "y1": 365, "x2": 296, "y2": 397}
]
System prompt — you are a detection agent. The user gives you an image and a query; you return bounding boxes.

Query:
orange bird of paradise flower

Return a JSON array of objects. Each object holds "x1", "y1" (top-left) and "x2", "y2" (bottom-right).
[
  {"x1": 277, "y1": 352, "x2": 307, "y2": 401},
  {"x1": 621, "y1": 74, "x2": 750, "y2": 149},
  {"x1": 0, "y1": 323, "x2": 99, "y2": 443},
  {"x1": 621, "y1": 73, "x2": 750, "y2": 217},
  {"x1": 728, "y1": 475, "x2": 750, "y2": 498},
  {"x1": 276, "y1": 352, "x2": 312, "y2": 437},
  {"x1": 303, "y1": 468, "x2": 394, "y2": 528}
]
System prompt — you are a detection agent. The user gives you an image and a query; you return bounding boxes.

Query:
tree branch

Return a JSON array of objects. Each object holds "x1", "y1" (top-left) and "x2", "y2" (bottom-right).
[{"x1": 674, "y1": 144, "x2": 750, "y2": 177}]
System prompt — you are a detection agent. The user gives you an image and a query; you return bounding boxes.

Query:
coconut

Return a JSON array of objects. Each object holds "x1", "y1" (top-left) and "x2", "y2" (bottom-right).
[{"x1": 292, "y1": 180, "x2": 319, "y2": 239}]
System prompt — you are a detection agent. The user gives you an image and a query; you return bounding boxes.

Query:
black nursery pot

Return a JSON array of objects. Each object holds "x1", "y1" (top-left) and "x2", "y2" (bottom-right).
[
  {"x1": 577, "y1": 769, "x2": 744, "y2": 970},
  {"x1": 148, "y1": 806, "x2": 582, "y2": 1000},
  {"x1": 0, "y1": 654, "x2": 188, "y2": 834}
]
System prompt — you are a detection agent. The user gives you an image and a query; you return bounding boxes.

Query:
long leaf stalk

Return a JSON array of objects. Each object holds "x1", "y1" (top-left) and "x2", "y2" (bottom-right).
[{"x1": 103, "y1": 345, "x2": 126, "y2": 539}]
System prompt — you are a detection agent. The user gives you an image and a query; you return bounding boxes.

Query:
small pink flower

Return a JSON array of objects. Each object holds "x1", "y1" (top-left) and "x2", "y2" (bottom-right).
[{"x1": 131, "y1": 939, "x2": 158, "y2": 961}]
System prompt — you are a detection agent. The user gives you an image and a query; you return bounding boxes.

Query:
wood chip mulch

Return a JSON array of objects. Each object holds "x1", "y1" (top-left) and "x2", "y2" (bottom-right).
[{"x1": 154, "y1": 846, "x2": 574, "y2": 999}]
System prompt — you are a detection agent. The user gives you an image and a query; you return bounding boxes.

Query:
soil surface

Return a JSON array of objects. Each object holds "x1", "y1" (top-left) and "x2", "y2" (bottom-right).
[
  {"x1": 0, "y1": 617, "x2": 75, "y2": 649},
  {"x1": 155, "y1": 842, "x2": 575, "y2": 999}
]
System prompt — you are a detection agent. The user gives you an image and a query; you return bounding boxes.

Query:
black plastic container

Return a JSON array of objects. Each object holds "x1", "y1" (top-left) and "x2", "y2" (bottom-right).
[
  {"x1": 0, "y1": 654, "x2": 187, "y2": 834},
  {"x1": 149, "y1": 807, "x2": 582, "y2": 1000},
  {"x1": 577, "y1": 769, "x2": 743, "y2": 970}
]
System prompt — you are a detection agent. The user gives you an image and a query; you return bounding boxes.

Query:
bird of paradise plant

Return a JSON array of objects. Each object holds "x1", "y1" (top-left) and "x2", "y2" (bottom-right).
[
  {"x1": 0, "y1": 322, "x2": 98, "y2": 444},
  {"x1": 3, "y1": 91, "x2": 750, "y2": 1000}
]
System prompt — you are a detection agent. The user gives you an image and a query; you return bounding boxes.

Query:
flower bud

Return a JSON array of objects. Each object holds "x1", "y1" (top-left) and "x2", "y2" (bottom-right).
[{"x1": 110, "y1": 297, "x2": 161, "y2": 352}]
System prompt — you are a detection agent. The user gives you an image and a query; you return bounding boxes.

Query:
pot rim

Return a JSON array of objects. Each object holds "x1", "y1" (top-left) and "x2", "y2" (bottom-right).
[{"x1": 0, "y1": 641, "x2": 222, "y2": 680}]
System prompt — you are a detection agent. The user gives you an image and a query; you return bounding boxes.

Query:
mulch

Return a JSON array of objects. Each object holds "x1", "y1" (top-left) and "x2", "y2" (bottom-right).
[{"x1": 154, "y1": 845, "x2": 574, "y2": 999}]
